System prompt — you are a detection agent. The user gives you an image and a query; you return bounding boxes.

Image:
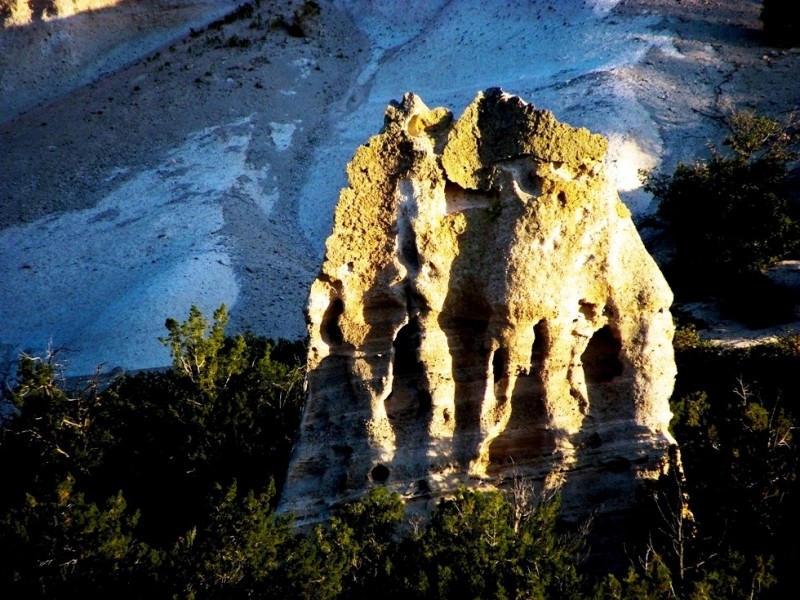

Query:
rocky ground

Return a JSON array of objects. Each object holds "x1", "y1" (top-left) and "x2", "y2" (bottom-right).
[
  {"x1": 0, "y1": 0, "x2": 369, "y2": 376},
  {"x1": 0, "y1": 0, "x2": 798, "y2": 379}
]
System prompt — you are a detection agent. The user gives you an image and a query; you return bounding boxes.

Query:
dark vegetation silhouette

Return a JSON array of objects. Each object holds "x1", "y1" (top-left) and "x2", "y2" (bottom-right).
[
  {"x1": 761, "y1": 0, "x2": 800, "y2": 47},
  {"x1": 644, "y1": 110, "x2": 800, "y2": 327},
  {"x1": 0, "y1": 3, "x2": 798, "y2": 593},
  {"x1": 0, "y1": 302, "x2": 797, "y2": 598}
]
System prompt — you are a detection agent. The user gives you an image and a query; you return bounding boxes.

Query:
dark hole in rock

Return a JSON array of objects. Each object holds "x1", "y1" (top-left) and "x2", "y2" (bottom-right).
[
  {"x1": 321, "y1": 297, "x2": 344, "y2": 345},
  {"x1": 417, "y1": 388, "x2": 433, "y2": 416},
  {"x1": 531, "y1": 320, "x2": 548, "y2": 366},
  {"x1": 603, "y1": 457, "x2": 631, "y2": 473},
  {"x1": 492, "y1": 348, "x2": 506, "y2": 383},
  {"x1": 587, "y1": 432, "x2": 602, "y2": 449},
  {"x1": 579, "y1": 300, "x2": 597, "y2": 320},
  {"x1": 582, "y1": 325, "x2": 623, "y2": 383},
  {"x1": 387, "y1": 317, "x2": 431, "y2": 420},
  {"x1": 371, "y1": 464, "x2": 390, "y2": 482},
  {"x1": 398, "y1": 214, "x2": 420, "y2": 272},
  {"x1": 393, "y1": 317, "x2": 422, "y2": 377}
]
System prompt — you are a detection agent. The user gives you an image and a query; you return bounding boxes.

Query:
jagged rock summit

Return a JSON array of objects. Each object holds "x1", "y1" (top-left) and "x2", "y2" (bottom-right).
[{"x1": 280, "y1": 89, "x2": 677, "y2": 524}]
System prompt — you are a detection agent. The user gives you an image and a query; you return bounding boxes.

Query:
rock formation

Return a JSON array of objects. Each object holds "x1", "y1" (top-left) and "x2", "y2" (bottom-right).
[{"x1": 280, "y1": 89, "x2": 677, "y2": 525}]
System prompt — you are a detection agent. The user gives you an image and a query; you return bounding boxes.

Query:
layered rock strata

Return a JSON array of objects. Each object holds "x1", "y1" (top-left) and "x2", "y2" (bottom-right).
[{"x1": 280, "y1": 89, "x2": 676, "y2": 524}]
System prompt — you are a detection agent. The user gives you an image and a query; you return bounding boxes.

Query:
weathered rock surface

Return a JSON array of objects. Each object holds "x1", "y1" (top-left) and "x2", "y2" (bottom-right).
[{"x1": 280, "y1": 89, "x2": 677, "y2": 524}]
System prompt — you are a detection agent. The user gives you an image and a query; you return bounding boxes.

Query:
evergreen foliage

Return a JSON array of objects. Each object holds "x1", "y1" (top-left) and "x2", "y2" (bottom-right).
[
  {"x1": 398, "y1": 487, "x2": 585, "y2": 599},
  {"x1": 644, "y1": 110, "x2": 799, "y2": 324},
  {"x1": 0, "y1": 305, "x2": 305, "y2": 597},
  {"x1": 1, "y1": 307, "x2": 798, "y2": 598},
  {"x1": 664, "y1": 333, "x2": 799, "y2": 599}
]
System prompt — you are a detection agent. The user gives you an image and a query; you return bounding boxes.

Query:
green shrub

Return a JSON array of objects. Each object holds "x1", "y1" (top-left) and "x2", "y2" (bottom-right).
[
  {"x1": 664, "y1": 334, "x2": 800, "y2": 599},
  {"x1": 224, "y1": 34, "x2": 252, "y2": 48},
  {"x1": 0, "y1": 305, "x2": 306, "y2": 597},
  {"x1": 395, "y1": 487, "x2": 586, "y2": 600},
  {"x1": 271, "y1": 0, "x2": 321, "y2": 37},
  {"x1": 645, "y1": 111, "x2": 799, "y2": 321},
  {"x1": 3, "y1": 305, "x2": 797, "y2": 598}
]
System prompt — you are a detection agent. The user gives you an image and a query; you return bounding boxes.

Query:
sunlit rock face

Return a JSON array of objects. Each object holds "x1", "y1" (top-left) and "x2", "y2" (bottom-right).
[{"x1": 280, "y1": 89, "x2": 676, "y2": 524}]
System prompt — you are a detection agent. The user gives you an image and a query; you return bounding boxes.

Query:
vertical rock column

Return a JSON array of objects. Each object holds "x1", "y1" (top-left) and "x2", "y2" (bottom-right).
[{"x1": 279, "y1": 89, "x2": 676, "y2": 525}]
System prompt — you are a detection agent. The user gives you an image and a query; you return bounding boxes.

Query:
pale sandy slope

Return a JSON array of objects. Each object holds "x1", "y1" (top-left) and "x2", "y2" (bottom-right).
[
  {"x1": 0, "y1": 0, "x2": 798, "y2": 379},
  {"x1": 0, "y1": 1, "x2": 243, "y2": 123}
]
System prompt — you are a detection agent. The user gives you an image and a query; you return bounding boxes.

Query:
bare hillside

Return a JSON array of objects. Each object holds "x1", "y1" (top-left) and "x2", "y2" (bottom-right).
[{"x1": 1, "y1": 0, "x2": 798, "y2": 378}]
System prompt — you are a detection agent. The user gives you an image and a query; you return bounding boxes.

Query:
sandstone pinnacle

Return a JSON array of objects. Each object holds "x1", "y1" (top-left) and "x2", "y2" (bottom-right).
[{"x1": 280, "y1": 89, "x2": 677, "y2": 525}]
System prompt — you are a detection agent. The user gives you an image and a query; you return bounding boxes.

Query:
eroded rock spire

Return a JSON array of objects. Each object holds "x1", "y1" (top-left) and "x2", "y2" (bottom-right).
[{"x1": 280, "y1": 89, "x2": 676, "y2": 524}]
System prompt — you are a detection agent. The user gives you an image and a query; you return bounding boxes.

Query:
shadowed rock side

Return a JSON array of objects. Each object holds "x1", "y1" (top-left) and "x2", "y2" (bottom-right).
[{"x1": 279, "y1": 89, "x2": 677, "y2": 525}]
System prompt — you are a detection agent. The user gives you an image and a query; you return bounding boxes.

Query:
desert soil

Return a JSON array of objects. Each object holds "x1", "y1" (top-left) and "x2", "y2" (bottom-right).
[{"x1": 0, "y1": 0, "x2": 798, "y2": 379}]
